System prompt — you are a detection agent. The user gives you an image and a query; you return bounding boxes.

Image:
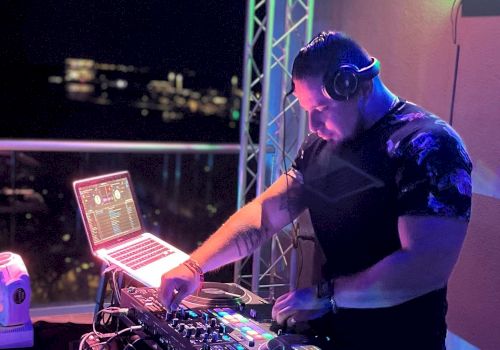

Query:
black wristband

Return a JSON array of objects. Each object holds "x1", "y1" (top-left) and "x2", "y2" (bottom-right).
[{"x1": 316, "y1": 279, "x2": 333, "y2": 299}]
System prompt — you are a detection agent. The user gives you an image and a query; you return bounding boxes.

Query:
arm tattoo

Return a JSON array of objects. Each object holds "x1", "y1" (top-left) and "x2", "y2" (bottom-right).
[
  {"x1": 279, "y1": 185, "x2": 303, "y2": 219},
  {"x1": 235, "y1": 227, "x2": 265, "y2": 257}
]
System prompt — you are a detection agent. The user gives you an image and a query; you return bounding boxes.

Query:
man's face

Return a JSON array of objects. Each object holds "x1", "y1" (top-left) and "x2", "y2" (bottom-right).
[{"x1": 294, "y1": 76, "x2": 362, "y2": 143}]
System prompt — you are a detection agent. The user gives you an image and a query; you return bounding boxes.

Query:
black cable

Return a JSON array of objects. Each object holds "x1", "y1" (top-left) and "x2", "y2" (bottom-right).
[
  {"x1": 449, "y1": 1, "x2": 462, "y2": 126},
  {"x1": 281, "y1": 86, "x2": 306, "y2": 287},
  {"x1": 451, "y1": 0, "x2": 458, "y2": 44}
]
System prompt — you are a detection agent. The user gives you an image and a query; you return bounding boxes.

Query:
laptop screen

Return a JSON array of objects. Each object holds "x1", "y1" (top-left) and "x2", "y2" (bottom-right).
[{"x1": 74, "y1": 171, "x2": 143, "y2": 252}]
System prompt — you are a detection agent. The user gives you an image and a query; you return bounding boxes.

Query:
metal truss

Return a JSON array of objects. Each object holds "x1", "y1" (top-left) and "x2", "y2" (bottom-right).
[{"x1": 235, "y1": 0, "x2": 314, "y2": 298}]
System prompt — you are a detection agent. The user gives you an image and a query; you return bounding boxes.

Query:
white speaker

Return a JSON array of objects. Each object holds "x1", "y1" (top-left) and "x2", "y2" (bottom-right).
[{"x1": 0, "y1": 252, "x2": 33, "y2": 348}]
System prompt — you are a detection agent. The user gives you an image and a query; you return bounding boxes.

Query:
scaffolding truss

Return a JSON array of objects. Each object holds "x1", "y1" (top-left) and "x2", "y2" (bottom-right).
[{"x1": 235, "y1": 0, "x2": 314, "y2": 298}]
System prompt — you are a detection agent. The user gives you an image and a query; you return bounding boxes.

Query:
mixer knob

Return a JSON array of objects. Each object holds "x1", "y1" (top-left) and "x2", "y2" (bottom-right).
[
  {"x1": 203, "y1": 332, "x2": 210, "y2": 342},
  {"x1": 218, "y1": 324, "x2": 226, "y2": 334},
  {"x1": 172, "y1": 317, "x2": 179, "y2": 327},
  {"x1": 201, "y1": 343, "x2": 210, "y2": 350},
  {"x1": 127, "y1": 287, "x2": 136, "y2": 294},
  {"x1": 165, "y1": 311, "x2": 174, "y2": 321},
  {"x1": 201, "y1": 312, "x2": 209, "y2": 323},
  {"x1": 210, "y1": 318, "x2": 217, "y2": 328},
  {"x1": 185, "y1": 326, "x2": 195, "y2": 338},
  {"x1": 178, "y1": 323, "x2": 185, "y2": 332},
  {"x1": 207, "y1": 326, "x2": 213, "y2": 334},
  {"x1": 211, "y1": 332, "x2": 219, "y2": 342},
  {"x1": 195, "y1": 326, "x2": 204, "y2": 337},
  {"x1": 179, "y1": 307, "x2": 186, "y2": 318},
  {"x1": 249, "y1": 339, "x2": 255, "y2": 347}
]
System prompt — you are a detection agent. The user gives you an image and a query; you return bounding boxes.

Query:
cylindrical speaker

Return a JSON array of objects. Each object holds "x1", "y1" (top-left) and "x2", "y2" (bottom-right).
[{"x1": 0, "y1": 252, "x2": 31, "y2": 327}]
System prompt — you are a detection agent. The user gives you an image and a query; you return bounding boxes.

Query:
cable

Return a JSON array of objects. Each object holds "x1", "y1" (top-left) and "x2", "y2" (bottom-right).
[
  {"x1": 79, "y1": 307, "x2": 133, "y2": 350},
  {"x1": 449, "y1": 0, "x2": 462, "y2": 126},
  {"x1": 281, "y1": 87, "x2": 306, "y2": 288}
]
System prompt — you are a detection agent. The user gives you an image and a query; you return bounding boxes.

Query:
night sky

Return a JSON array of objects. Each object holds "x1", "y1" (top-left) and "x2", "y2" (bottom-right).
[
  {"x1": 1, "y1": 1, "x2": 247, "y2": 140},
  {"x1": 2, "y1": 0, "x2": 245, "y2": 85}
]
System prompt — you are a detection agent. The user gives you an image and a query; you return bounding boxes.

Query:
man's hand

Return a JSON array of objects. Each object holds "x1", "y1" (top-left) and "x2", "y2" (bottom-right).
[
  {"x1": 271, "y1": 287, "x2": 332, "y2": 325},
  {"x1": 158, "y1": 263, "x2": 201, "y2": 311}
]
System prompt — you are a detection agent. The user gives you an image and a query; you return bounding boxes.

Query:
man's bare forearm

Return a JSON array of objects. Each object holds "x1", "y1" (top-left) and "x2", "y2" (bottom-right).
[
  {"x1": 190, "y1": 200, "x2": 272, "y2": 273},
  {"x1": 189, "y1": 172, "x2": 305, "y2": 273}
]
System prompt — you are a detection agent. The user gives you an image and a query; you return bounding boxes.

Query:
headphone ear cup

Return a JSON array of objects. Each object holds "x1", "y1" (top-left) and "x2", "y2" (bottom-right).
[
  {"x1": 333, "y1": 68, "x2": 358, "y2": 100},
  {"x1": 323, "y1": 66, "x2": 359, "y2": 101}
]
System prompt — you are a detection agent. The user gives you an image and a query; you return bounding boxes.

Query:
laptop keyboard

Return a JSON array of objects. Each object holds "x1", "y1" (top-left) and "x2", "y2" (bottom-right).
[{"x1": 109, "y1": 238, "x2": 175, "y2": 270}]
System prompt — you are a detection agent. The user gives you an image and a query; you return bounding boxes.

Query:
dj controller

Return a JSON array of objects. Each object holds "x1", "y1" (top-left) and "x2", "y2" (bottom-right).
[{"x1": 119, "y1": 282, "x2": 331, "y2": 350}]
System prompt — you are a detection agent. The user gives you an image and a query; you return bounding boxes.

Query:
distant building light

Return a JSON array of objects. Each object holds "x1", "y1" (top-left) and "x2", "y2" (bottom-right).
[
  {"x1": 175, "y1": 74, "x2": 183, "y2": 91},
  {"x1": 229, "y1": 121, "x2": 237, "y2": 128},
  {"x1": 190, "y1": 92, "x2": 201, "y2": 99},
  {"x1": 231, "y1": 75, "x2": 238, "y2": 86},
  {"x1": 29, "y1": 175, "x2": 35, "y2": 181},
  {"x1": 81, "y1": 262, "x2": 90, "y2": 270},
  {"x1": 66, "y1": 83, "x2": 94, "y2": 93},
  {"x1": 154, "y1": 209, "x2": 160, "y2": 215},
  {"x1": 25, "y1": 213, "x2": 32, "y2": 220},
  {"x1": 42, "y1": 189, "x2": 48, "y2": 195},
  {"x1": 48, "y1": 76, "x2": 64, "y2": 84},
  {"x1": 64, "y1": 257, "x2": 72, "y2": 263},
  {"x1": 58, "y1": 193, "x2": 64, "y2": 199},
  {"x1": 212, "y1": 96, "x2": 227, "y2": 105},
  {"x1": 174, "y1": 96, "x2": 186, "y2": 106},
  {"x1": 231, "y1": 110, "x2": 240, "y2": 121},
  {"x1": 168, "y1": 72, "x2": 176, "y2": 82},
  {"x1": 141, "y1": 95, "x2": 149, "y2": 102},
  {"x1": 115, "y1": 79, "x2": 128, "y2": 89},
  {"x1": 141, "y1": 109, "x2": 149, "y2": 117},
  {"x1": 61, "y1": 234, "x2": 71, "y2": 242}
]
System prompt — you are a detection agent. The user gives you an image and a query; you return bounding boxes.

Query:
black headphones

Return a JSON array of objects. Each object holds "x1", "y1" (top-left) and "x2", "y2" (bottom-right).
[{"x1": 322, "y1": 57, "x2": 380, "y2": 101}]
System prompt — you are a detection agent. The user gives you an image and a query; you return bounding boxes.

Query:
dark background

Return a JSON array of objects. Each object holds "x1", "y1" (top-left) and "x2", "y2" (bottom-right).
[{"x1": 0, "y1": 0, "x2": 247, "y2": 141}]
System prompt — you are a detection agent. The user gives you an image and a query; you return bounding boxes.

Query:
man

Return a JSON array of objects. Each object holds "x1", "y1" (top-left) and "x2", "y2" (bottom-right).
[{"x1": 159, "y1": 31, "x2": 472, "y2": 349}]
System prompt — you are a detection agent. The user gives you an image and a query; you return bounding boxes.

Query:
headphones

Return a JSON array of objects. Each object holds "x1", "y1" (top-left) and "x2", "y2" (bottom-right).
[{"x1": 322, "y1": 57, "x2": 380, "y2": 101}]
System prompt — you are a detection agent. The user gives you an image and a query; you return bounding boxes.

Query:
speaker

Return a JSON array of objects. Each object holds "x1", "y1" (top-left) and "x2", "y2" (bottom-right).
[
  {"x1": 0, "y1": 252, "x2": 33, "y2": 348},
  {"x1": 322, "y1": 57, "x2": 380, "y2": 101}
]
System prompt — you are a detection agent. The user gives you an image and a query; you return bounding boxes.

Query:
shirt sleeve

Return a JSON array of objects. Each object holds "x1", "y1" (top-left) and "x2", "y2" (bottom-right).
[{"x1": 395, "y1": 126, "x2": 472, "y2": 221}]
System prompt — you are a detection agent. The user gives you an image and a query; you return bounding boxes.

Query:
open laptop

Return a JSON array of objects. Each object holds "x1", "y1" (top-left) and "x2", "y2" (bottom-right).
[{"x1": 73, "y1": 170, "x2": 189, "y2": 287}]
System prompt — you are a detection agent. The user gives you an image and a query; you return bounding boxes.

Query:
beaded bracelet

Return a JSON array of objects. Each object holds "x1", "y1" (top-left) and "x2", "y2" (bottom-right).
[{"x1": 182, "y1": 258, "x2": 205, "y2": 285}]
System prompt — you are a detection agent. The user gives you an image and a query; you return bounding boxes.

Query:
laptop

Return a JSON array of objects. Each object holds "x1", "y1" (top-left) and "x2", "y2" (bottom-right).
[{"x1": 73, "y1": 170, "x2": 189, "y2": 287}]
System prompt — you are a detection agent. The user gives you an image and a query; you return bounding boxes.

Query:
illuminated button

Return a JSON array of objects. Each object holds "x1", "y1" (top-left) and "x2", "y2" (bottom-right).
[
  {"x1": 247, "y1": 330, "x2": 258, "y2": 336},
  {"x1": 241, "y1": 326, "x2": 252, "y2": 333},
  {"x1": 253, "y1": 335, "x2": 263, "y2": 340},
  {"x1": 222, "y1": 334, "x2": 231, "y2": 341},
  {"x1": 235, "y1": 345, "x2": 245, "y2": 350},
  {"x1": 218, "y1": 311, "x2": 228, "y2": 317},
  {"x1": 235, "y1": 314, "x2": 249, "y2": 322},
  {"x1": 262, "y1": 333, "x2": 274, "y2": 340}
]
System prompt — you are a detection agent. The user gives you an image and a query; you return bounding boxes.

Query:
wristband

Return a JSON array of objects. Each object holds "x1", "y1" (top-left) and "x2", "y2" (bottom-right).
[
  {"x1": 183, "y1": 258, "x2": 205, "y2": 285},
  {"x1": 316, "y1": 279, "x2": 338, "y2": 313},
  {"x1": 316, "y1": 279, "x2": 333, "y2": 299}
]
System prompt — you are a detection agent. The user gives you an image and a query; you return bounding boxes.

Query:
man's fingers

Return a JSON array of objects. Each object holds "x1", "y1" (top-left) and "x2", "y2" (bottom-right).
[
  {"x1": 276, "y1": 305, "x2": 294, "y2": 325},
  {"x1": 170, "y1": 285, "x2": 188, "y2": 310},
  {"x1": 159, "y1": 278, "x2": 178, "y2": 310},
  {"x1": 274, "y1": 292, "x2": 290, "y2": 304}
]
